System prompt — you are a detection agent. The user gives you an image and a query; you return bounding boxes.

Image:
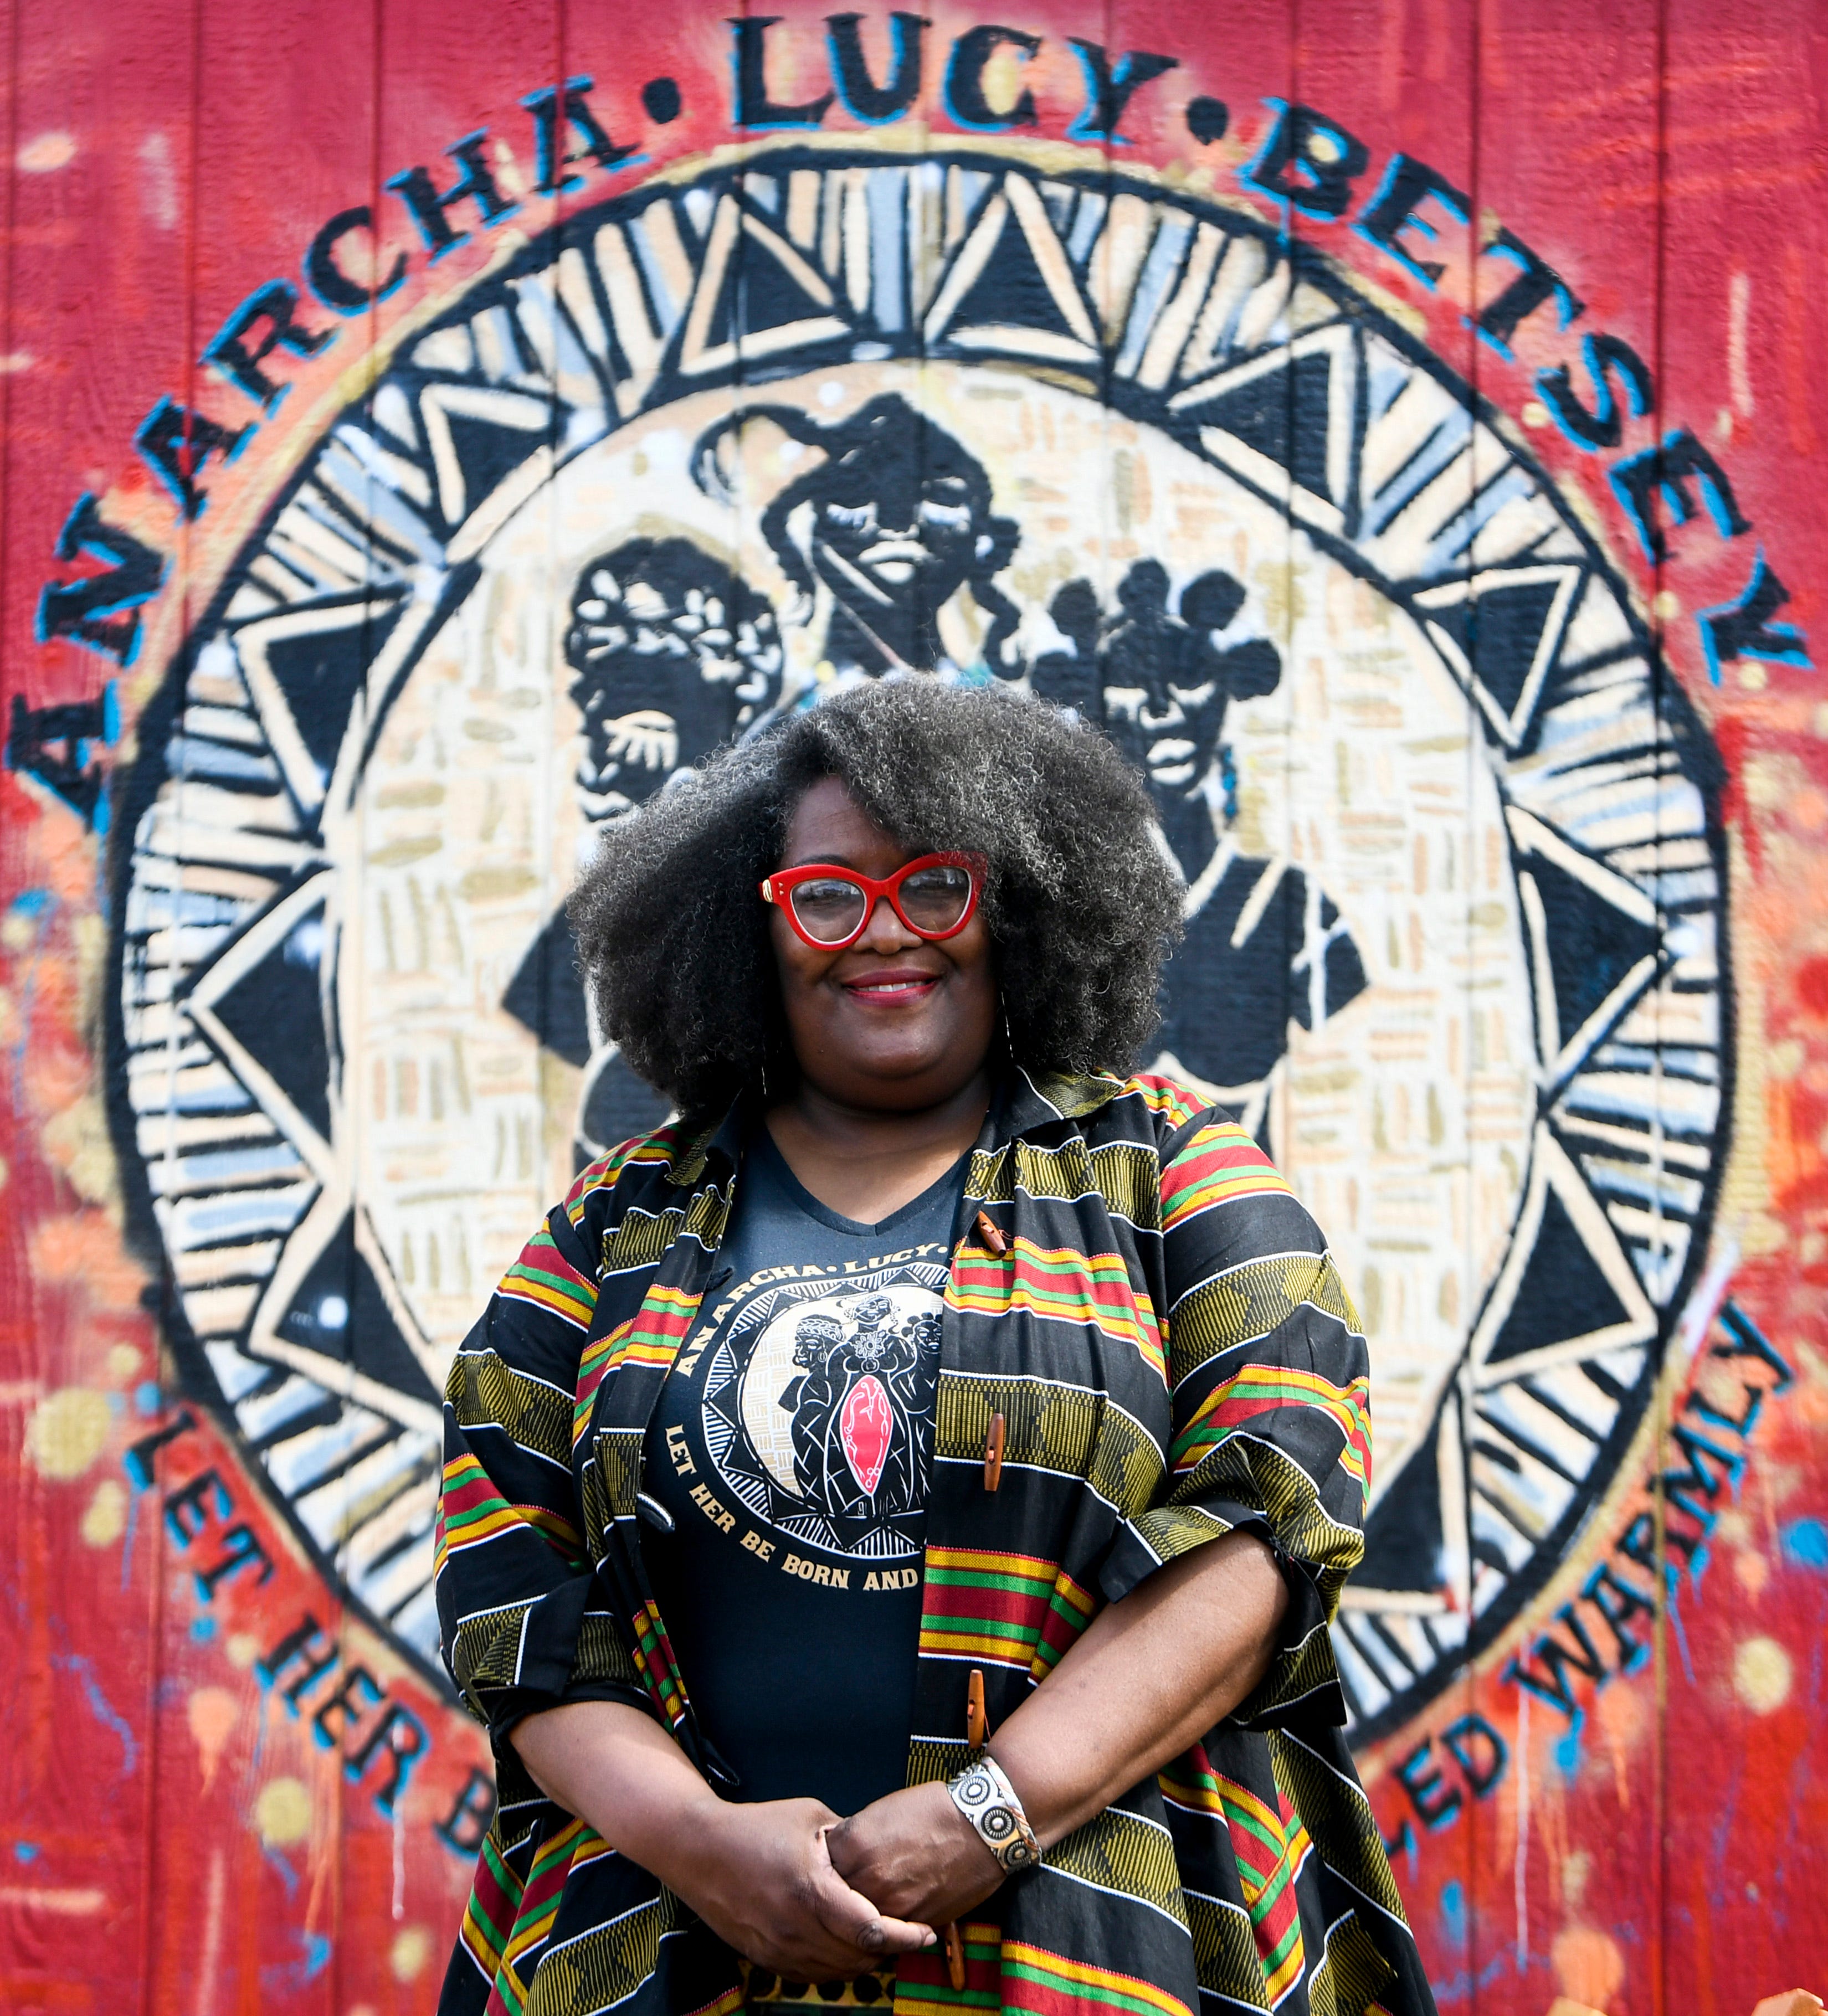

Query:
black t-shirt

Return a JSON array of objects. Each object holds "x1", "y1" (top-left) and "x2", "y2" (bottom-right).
[{"x1": 644, "y1": 1125, "x2": 966, "y2": 1814}]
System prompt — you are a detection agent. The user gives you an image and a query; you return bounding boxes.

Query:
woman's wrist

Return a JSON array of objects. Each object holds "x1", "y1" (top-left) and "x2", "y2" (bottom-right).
[
  {"x1": 980, "y1": 1741, "x2": 1073, "y2": 1853},
  {"x1": 620, "y1": 1775, "x2": 736, "y2": 1899}
]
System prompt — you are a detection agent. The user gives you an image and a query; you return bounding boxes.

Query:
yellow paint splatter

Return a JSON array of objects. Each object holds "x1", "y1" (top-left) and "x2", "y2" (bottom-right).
[
  {"x1": 223, "y1": 1633, "x2": 260, "y2": 1670},
  {"x1": 25, "y1": 1388, "x2": 111, "y2": 1479},
  {"x1": 80, "y1": 1478, "x2": 127, "y2": 1546},
  {"x1": 104, "y1": 1344, "x2": 141, "y2": 1384},
  {"x1": 1734, "y1": 1636, "x2": 1793, "y2": 1714},
  {"x1": 253, "y1": 1777, "x2": 312, "y2": 1848},
  {"x1": 391, "y1": 1926, "x2": 433, "y2": 1981},
  {"x1": 42, "y1": 1093, "x2": 120, "y2": 1212}
]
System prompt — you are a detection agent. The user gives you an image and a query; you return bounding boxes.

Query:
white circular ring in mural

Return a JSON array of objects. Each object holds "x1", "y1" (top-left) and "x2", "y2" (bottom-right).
[{"x1": 108, "y1": 144, "x2": 1729, "y2": 1738}]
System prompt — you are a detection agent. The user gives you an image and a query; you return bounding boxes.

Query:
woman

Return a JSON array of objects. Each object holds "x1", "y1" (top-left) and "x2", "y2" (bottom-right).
[{"x1": 436, "y1": 678, "x2": 1434, "y2": 2016}]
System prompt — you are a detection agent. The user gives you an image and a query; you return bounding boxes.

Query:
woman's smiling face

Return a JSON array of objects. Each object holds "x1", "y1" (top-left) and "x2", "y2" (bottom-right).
[{"x1": 769, "y1": 776, "x2": 998, "y2": 1114}]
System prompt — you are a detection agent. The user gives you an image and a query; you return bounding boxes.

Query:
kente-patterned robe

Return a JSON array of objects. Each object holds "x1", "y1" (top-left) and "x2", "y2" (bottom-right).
[{"x1": 435, "y1": 1069, "x2": 1437, "y2": 2016}]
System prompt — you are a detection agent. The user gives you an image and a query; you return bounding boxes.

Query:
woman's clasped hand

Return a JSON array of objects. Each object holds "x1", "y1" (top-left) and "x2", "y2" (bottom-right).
[
  {"x1": 511, "y1": 1701, "x2": 950, "y2": 1981},
  {"x1": 824, "y1": 1779, "x2": 1006, "y2": 1936},
  {"x1": 676, "y1": 1777, "x2": 1009, "y2": 1978},
  {"x1": 661, "y1": 1795, "x2": 937, "y2": 1979}
]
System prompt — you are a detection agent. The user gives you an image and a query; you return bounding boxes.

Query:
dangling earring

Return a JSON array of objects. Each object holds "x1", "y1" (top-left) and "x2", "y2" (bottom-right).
[
  {"x1": 1001, "y1": 999, "x2": 1015, "y2": 1063},
  {"x1": 760, "y1": 1057, "x2": 771, "y2": 1102}
]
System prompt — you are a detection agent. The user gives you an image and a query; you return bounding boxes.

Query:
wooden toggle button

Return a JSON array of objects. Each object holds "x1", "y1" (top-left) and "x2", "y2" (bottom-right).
[
  {"x1": 983, "y1": 1411, "x2": 1006, "y2": 1492},
  {"x1": 945, "y1": 1921, "x2": 966, "y2": 1991},
  {"x1": 973, "y1": 1209, "x2": 1009, "y2": 1256}
]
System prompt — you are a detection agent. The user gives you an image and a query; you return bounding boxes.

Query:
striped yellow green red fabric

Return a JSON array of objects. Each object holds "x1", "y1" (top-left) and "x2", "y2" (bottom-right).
[
  {"x1": 629, "y1": 1596, "x2": 689, "y2": 1728},
  {"x1": 1170, "y1": 1365, "x2": 1373, "y2": 1500},
  {"x1": 613, "y1": 1284, "x2": 702, "y2": 1374},
  {"x1": 1160, "y1": 1122, "x2": 1294, "y2": 1230},
  {"x1": 1161, "y1": 1745, "x2": 1312, "y2": 2003},
  {"x1": 455, "y1": 1820, "x2": 523, "y2": 1986},
  {"x1": 918, "y1": 1546, "x2": 1096, "y2": 1676},
  {"x1": 434, "y1": 1451, "x2": 583, "y2": 1576},
  {"x1": 499, "y1": 1227, "x2": 599, "y2": 1333},
  {"x1": 572, "y1": 1284, "x2": 703, "y2": 1447},
  {"x1": 494, "y1": 1818, "x2": 611, "y2": 2008},
  {"x1": 948, "y1": 1236, "x2": 1165, "y2": 1382},
  {"x1": 572, "y1": 1320, "x2": 627, "y2": 1449},
  {"x1": 563, "y1": 1125, "x2": 686, "y2": 1228},
  {"x1": 892, "y1": 1920, "x2": 1004, "y2": 2012},
  {"x1": 999, "y1": 1942, "x2": 1195, "y2": 2016},
  {"x1": 1131, "y1": 1073, "x2": 1207, "y2": 1130}
]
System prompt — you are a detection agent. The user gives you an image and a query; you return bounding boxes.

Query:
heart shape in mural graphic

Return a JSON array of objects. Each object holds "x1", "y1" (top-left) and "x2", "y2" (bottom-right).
[{"x1": 840, "y1": 1375, "x2": 893, "y2": 1497}]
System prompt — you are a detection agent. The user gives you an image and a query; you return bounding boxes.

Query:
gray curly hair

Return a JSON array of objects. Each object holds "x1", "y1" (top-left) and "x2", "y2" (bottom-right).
[{"x1": 567, "y1": 678, "x2": 1184, "y2": 1113}]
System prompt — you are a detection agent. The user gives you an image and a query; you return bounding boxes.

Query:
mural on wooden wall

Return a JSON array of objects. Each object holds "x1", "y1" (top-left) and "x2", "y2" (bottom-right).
[{"x1": 3, "y1": 4, "x2": 1825, "y2": 2012}]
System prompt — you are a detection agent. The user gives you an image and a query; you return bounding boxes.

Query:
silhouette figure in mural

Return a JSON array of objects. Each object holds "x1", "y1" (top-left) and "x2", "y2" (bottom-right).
[
  {"x1": 1034, "y1": 560, "x2": 1368, "y2": 1123},
  {"x1": 691, "y1": 394, "x2": 1025, "y2": 679},
  {"x1": 502, "y1": 538, "x2": 785, "y2": 1153},
  {"x1": 566, "y1": 536, "x2": 785, "y2": 819},
  {"x1": 509, "y1": 437, "x2": 1365, "y2": 1151}
]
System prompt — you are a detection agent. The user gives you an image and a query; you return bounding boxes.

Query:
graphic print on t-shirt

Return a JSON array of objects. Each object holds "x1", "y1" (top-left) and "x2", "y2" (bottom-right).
[{"x1": 701, "y1": 1261, "x2": 947, "y2": 1562}]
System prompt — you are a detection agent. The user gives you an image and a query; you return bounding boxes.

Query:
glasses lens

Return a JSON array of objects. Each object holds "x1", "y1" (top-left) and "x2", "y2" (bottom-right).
[
  {"x1": 898, "y1": 864, "x2": 973, "y2": 935},
  {"x1": 789, "y1": 876, "x2": 868, "y2": 944}
]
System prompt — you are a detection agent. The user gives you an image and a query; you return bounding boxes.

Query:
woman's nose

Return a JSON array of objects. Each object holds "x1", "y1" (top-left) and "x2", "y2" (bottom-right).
[{"x1": 857, "y1": 892, "x2": 918, "y2": 949}]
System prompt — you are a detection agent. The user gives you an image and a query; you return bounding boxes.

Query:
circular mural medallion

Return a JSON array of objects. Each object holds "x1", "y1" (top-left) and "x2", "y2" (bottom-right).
[{"x1": 110, "y1": 143, "x2": 1729, "y2": 1737}]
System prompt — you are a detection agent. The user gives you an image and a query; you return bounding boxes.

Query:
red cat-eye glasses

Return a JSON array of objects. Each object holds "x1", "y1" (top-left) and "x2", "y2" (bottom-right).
[{"x1": 759, "y1": 851, "x2": 988, "y2": 950}]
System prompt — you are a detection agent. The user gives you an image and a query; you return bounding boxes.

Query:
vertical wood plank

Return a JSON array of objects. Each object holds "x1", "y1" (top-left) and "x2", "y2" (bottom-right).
[
  {"x1": 1652, "y1": 1, "x2": 1828, "y2": 2011},
  {"x1": 364, "y1": 2, "x2": 562, "y2": 2005},
  {"x1": 1290, "y1": 0, "x2": 1485, "y2": 2003},
  {"x1": 0, "y1": 0, "x2": 194, "y2": 2007},
  {"x1": 1480, "y1": 11, "x2": 1670, "y2": 2015},
  {"x1": 129, "y1": 1, "x2": 378, "y2": 2008}
]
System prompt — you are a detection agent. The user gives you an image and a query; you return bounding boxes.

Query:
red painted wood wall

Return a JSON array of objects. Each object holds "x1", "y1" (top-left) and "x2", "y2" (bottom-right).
[{"x1": 2, "y1": 3, "x2": 1826, "y2": 2012}]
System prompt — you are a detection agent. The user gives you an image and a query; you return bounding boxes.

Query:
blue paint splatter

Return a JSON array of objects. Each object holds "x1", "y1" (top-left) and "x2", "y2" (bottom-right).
[
  {"x1": 259, "y1": 1930, "x2": 334, "y2": 1995},
  {"x1": 263, "y1": 1844, "x2": 300, "y2": 1896},
  {"x1": 1554, "y1": 1724, "x2": 1582, "y2": 1776},
  {"x1": 48, "y1": 1652, "x2": 138, "y2": 1772},
  {"x1": 1783, "y1": 1518, "x2": 1828, "y2": 1569},
  {"x1": 1424, "y1": 1951, "x2": 1516, "y2": 2005},
  {"x1": 191, "y1": 1615, "x2": 217, "y2": 1644},
  {"x1": 1668, "y1": 1578, "x2": 1698, "y2": 1685},
  {"x1": 133, "y1": 1382, "x2": 161, "y2": 1417},
  {"x1": 1440, "y1": 1878, "x2": 1466, "y2": 1942},
  {"x1": 13, "y1": 1842, "x2": 38, "y2": 1863}
]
